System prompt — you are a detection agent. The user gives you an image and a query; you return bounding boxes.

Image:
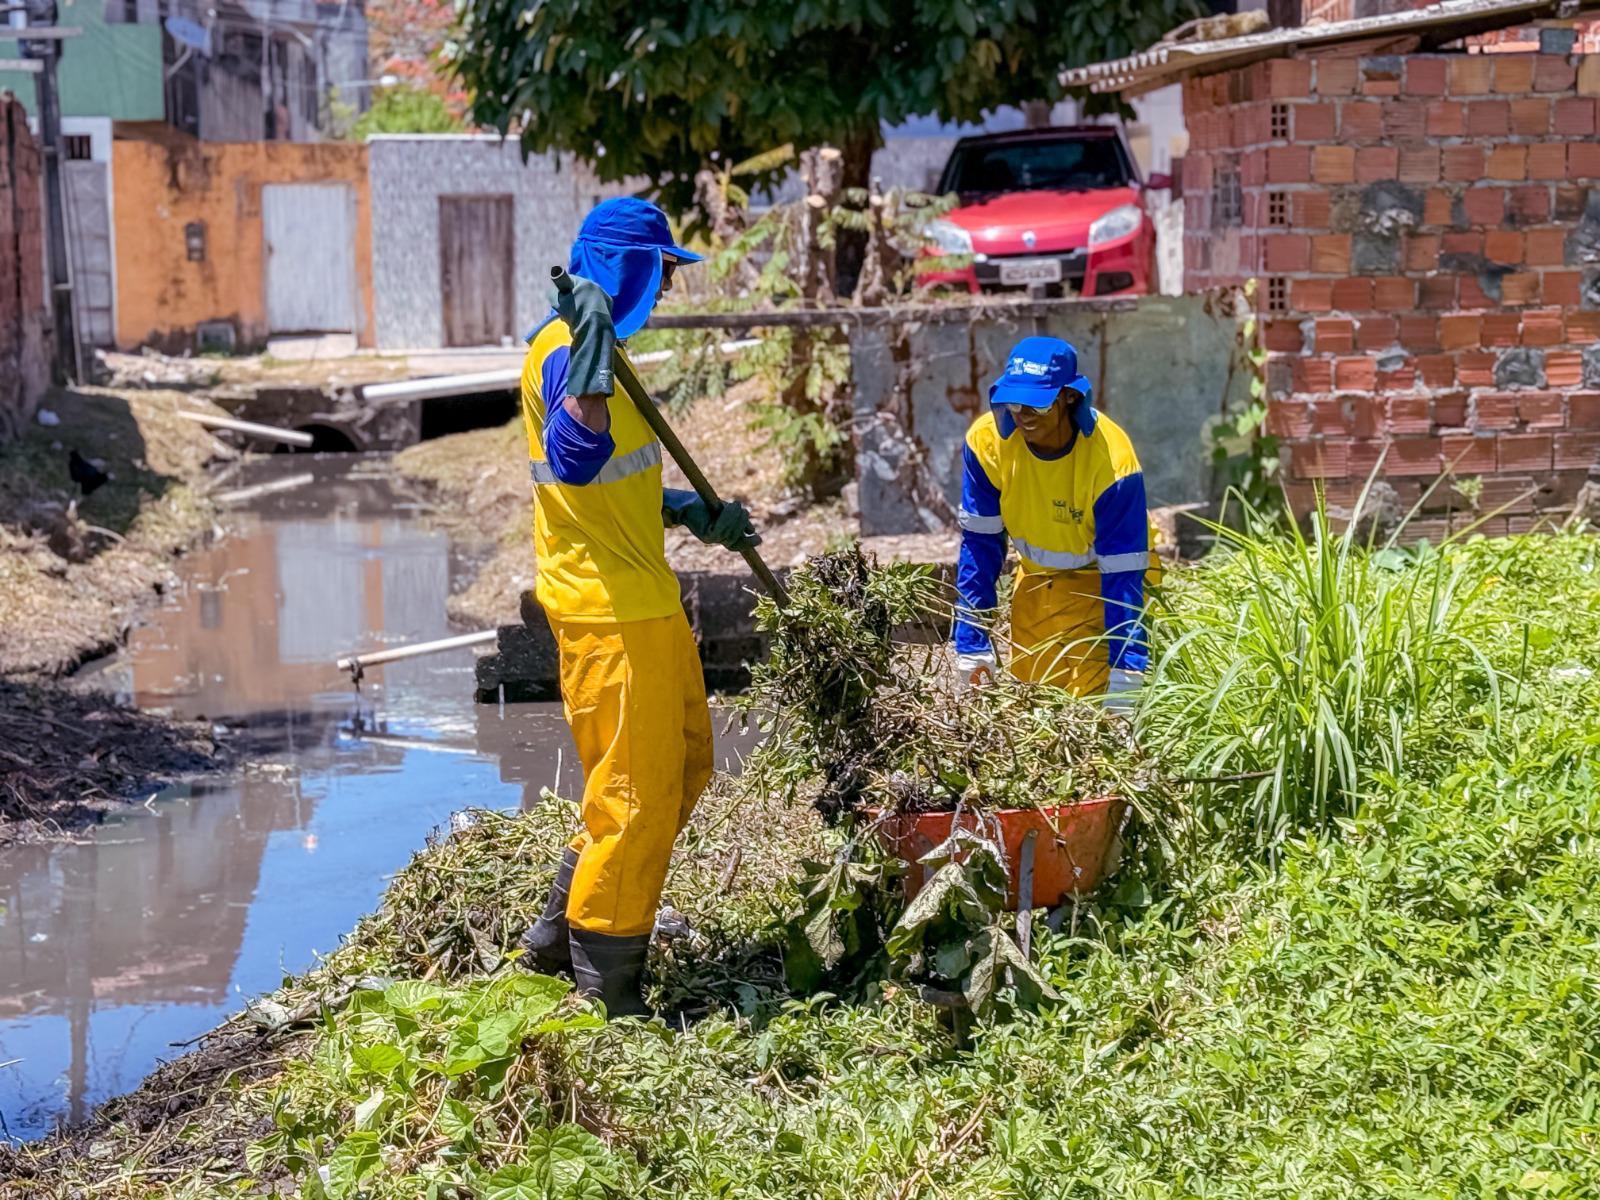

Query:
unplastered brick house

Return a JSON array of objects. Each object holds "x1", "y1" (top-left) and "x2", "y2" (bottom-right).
[{"x1": 1067, "y1": 0, "x2": 1600, "y2": 538}]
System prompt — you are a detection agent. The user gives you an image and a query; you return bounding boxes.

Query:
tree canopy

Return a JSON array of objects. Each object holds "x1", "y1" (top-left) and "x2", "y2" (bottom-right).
[{"x1": 449, "y1": 0, "x2": 1199, "y2": 210}]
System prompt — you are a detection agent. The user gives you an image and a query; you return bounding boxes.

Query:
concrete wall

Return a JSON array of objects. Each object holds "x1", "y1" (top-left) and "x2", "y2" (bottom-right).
[
  {"x1": 849, "y1": 295, "x2": 1247, "y2": 535},
  {"x1": 111, "y1": 132, "x2": 374, "y2": 351},
  {"x1": 1183, "y1": 49, "x2": 1600, "y2": 536},
  {"x1": 1, "y1": 94, "x2": 49, "y2": 441},
  {"x1": 367, "y1": 136, "x2": 631, "y2": 350}
]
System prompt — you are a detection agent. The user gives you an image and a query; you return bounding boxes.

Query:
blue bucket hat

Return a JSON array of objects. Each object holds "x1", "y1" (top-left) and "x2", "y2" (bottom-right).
[
  {"x1": 988, "y1": 336, "x2": 1093, "y2": 409},
  {"x1": 566, "y1": 197, "x2": 703, "y2": 339}
]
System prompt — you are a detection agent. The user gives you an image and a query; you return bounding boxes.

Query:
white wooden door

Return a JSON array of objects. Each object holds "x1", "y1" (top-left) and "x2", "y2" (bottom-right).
[
  {"x1": 64, "y1": 162, "x2": 115, "y2": 348},
  {"x1": 262, "y1": 183, "x2": 357, "y2": 333}
]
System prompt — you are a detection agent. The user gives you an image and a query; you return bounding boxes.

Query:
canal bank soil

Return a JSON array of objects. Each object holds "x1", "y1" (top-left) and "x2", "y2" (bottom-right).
[{"x1": 0, "y1": 388, "x2": 234, "y2": 844}]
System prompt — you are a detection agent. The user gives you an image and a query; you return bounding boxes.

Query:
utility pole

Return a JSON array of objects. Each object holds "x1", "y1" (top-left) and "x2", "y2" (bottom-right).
[{"x1": 22, "y1": 0, "x2": 78, "y2": 383}]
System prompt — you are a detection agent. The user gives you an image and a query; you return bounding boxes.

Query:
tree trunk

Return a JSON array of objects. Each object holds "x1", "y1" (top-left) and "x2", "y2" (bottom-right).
[
  {"x1": 852, "y1": 179, "x2": 906, "y2": 308},
  {"x1": 832, "y1": 128, "x2": 878, "y2": 299},
  {"x1": 795, "y1": 145, "x2": 845, "y2": 304}
]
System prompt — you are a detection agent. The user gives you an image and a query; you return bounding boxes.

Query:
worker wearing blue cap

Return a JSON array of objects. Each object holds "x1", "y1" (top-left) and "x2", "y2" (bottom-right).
[
  {"x1": 953, "y1": 335, "x2": 1157, "y2": 709},
  {"x1": 516, "y1": 197, "x2": 756, "y2": 1016}
]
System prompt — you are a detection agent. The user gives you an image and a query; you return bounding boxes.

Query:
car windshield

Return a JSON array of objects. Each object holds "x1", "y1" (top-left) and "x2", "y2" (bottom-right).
[{"x1": 943, "y1": 137, "x2": 1130, "y2": 195}]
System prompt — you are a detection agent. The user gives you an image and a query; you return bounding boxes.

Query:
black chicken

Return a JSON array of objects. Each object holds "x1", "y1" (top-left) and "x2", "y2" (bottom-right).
[{"x1": 68, "y1": 449, "x2": 109, "y2": 496}]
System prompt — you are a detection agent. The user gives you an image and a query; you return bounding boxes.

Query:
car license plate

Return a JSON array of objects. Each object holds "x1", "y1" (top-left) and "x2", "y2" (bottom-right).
[{"x1": 999, "y1": 258, "x2": 1063, "y2": 286}]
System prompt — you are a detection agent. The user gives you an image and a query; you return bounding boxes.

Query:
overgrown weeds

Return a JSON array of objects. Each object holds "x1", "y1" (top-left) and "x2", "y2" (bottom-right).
[{"x1": 1142, "y1": 491, "x2": 1501, "y2": 859}]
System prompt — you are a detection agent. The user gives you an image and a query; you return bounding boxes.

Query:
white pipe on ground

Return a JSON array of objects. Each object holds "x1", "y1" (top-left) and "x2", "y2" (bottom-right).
[
  {"x1": 213, "y1": 472, "x2": 316, "y2": 505},
  {"x1": 361, "y1": 368, "x2": 522, "y2": 404},
  {"x1": 176, "y1": 410, "x2": 315, "y2": 447},
  {"x1": 334, "y1": 629, "x2": 498, "y2": 673}
]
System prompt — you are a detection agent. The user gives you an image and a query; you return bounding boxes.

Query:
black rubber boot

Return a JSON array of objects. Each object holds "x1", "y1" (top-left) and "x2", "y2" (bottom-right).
[
  {"x1": 569, "y1": 928, "x2": 652, "y2": 1018},
  {"x1": 518, "y1": 849, "x2": 578, "y2": 975}
]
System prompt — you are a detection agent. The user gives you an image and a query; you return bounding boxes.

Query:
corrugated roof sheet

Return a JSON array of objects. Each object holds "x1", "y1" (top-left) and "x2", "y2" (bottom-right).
[{"x1": 1061, "y1": 0, "x2": 1598, "y2": 95}]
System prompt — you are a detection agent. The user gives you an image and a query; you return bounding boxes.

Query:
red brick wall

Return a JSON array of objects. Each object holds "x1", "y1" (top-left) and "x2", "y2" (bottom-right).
[
  {"x1": 1182, "y1": 50, "x2": 1600, "y2": 536},
  {"x1": 0, "y1": 91, "x2": 48, "y2": 441}
]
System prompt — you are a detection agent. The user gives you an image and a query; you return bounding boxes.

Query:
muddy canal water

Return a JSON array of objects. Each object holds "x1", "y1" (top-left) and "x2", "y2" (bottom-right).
[{"x1": 0, "y1": 459, "x2": 753, "y2": 1141}]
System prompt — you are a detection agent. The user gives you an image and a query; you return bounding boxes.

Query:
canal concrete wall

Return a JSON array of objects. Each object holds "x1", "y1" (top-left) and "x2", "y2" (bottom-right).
[{"x1": 848, "y1": 292, "x2": 1250, "y2": 535}]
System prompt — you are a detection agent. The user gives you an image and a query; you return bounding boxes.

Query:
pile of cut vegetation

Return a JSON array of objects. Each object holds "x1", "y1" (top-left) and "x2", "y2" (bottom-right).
[
  {"x1": 13, "y1": 518, "x2": 1600, "y2": 1200},
  {"x1": 743, "y1": 546, "x2": 1151, "y2": 821}
]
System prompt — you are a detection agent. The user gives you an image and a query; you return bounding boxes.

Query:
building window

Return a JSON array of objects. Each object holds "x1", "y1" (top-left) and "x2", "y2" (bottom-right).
[
  {"x1": 185, "y1": 221, "x2": 207, "y2": 263},
  {"x1": 1211, "y1": 157, "x2": 1243, "y2": 230},
  {"x1": 1268, "y1": 191, "x2": 1289, "y2": 227},
  {"x1": 64, "y1": 134, "x2": 93, "y2": 161},
  {"x1": 1270, "y1": 103, "x2": 1290, "y2": 140},
  {"x1": 1267, "y1": 276, "x2": 1289, "y2": 313}
]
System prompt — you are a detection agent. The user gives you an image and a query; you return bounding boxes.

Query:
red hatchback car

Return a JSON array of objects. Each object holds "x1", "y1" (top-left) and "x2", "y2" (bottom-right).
[{"x1": 921, "y1": 126, "x2": 1170, "y2": 298}]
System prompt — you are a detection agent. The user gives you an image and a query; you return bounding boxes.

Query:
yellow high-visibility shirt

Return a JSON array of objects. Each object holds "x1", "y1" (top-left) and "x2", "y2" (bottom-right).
[
  {"x1": 964, "y1": 409, "x2": 1151, "y2": 575},
  {"x1": 520, "y1": 320, "x2": 681, "y2": 623}
]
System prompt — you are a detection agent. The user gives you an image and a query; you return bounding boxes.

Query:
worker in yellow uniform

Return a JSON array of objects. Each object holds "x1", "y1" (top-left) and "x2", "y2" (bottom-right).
[
  {"x1": 953, "y1": 336, "x2": 1155, "y2": 709},
  {"x1": 515, "y1": 198, "x2": 756, "y2": 1016}
]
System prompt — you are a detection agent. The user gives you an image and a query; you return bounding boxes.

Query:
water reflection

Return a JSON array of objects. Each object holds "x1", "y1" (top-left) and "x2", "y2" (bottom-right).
[{"x1": 0, "y1": 459, "x2": 752, "y2": 1140}]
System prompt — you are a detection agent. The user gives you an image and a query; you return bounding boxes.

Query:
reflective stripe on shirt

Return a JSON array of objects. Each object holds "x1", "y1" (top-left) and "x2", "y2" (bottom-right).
[
  {"x1": 1011, "y1": 536, "x2": 1096, "y2": 571},
  {"x1": 958, "y1": 509, "x2": 1005, "y2": 534},
  {"x1": 1010, "y1": 539, "x2": 1149, "y2": 574},
  {"x1": 1097, "y1": 550, "x2": 1150, "y2": 574},
  {"x1": 530, "y1": 441, "x2": 662, "y2": 487}
]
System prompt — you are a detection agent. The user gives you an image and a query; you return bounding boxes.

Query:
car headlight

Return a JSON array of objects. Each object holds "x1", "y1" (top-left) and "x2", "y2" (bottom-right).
[
  {"x1": 1089, "y1": 204, "x2": 1142, "y2": 247},
  {"x1": 925, "y1": 219, "x2": 973, "y2": 256}
]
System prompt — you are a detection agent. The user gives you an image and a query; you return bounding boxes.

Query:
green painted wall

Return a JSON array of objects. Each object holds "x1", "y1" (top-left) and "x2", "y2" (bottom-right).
[{"x1": 0, "y1": 1, "x2": 163, "y2": 120}]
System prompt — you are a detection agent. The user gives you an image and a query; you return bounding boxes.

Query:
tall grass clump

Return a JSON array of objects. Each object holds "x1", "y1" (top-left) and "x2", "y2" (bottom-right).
[{"x1": 1145, "y1": 490, "x2": 1499, "y2": 856}]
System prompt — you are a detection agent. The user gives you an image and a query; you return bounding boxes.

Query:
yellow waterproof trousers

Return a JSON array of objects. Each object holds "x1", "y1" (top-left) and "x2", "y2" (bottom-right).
[
  {"x1": 550, "y1": 610, "x2": 714, "y2": 937},
  {"x1": 1007, "y1": 557, "x2": 1162, "y2": 695}
]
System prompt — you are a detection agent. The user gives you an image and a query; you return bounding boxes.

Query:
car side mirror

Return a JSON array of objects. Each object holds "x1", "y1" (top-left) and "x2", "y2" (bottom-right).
[{"x1": 1146, "y1": 172, "x2": 1173, "y2": 190}]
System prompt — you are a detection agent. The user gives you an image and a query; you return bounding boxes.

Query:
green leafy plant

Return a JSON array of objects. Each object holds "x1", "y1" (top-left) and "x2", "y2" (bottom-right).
[
  {"x1": 886, "y1": 827, "x2": 1057, "y2": 1018},
  {"x1": 257, "y1": 973, "x2": 608, "y2": 1195}
]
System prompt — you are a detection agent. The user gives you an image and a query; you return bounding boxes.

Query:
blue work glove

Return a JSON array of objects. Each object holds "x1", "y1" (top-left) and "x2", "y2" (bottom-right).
[
  {"x1": 663, "y1": 488, "x2": 761, "y2": 550},
  {"x1": 550, "y1": 272, "x2": 616, "y2": 398}
]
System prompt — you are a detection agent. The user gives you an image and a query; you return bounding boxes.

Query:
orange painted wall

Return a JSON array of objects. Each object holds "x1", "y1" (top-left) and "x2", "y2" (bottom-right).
[{"x1": 111, "y1": 132, "x2": 376, "y2": 351}]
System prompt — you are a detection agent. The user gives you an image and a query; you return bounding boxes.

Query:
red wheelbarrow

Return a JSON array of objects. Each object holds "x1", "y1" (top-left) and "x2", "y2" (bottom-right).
[{"x1": 872, "y1": 796, "x2": 1128, "y2": 913}]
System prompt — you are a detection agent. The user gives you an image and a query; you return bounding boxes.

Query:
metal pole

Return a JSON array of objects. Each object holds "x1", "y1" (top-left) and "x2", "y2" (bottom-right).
[
  {"x1": 334, "y1": 629, "x2": 498, "y2": 674},
  {"x1": 30, "y1": 21, "x2": 78, "y2": 383}
]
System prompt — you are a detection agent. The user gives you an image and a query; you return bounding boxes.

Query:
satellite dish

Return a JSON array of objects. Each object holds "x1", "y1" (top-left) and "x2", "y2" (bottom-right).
[{"x1": 164, "y1": 15, "x2": 212, "y2": 56}]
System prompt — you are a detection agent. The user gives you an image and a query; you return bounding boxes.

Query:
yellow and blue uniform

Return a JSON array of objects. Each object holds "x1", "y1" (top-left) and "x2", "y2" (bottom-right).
[
  {"x1": 955, "y1": 341, "x2": 1154, "y2": 694},
  {"x1": 522, "y1": 316, "x2": 713, "y2": 938}
]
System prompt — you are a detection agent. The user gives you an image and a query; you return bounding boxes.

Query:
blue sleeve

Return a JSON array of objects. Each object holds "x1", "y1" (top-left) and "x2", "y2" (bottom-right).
[
  {"x1": 954, "y1": 443, "x2": 1006, "y2": 655},
  {"x1": 540, "y1": 344, "x2": 615, "y2": 486},
  {"x1": 1093, "y1": 472, "x2": 1150, "y2": 672}
]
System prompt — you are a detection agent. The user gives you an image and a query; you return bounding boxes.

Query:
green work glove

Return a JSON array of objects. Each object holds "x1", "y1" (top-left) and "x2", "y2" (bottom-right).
[
  {"x1": 662, "y1": 488, "x2": 761, "y2": 550},
  {"x1": 551, "y1": 272, "x2": 616, "y2": 398}
]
